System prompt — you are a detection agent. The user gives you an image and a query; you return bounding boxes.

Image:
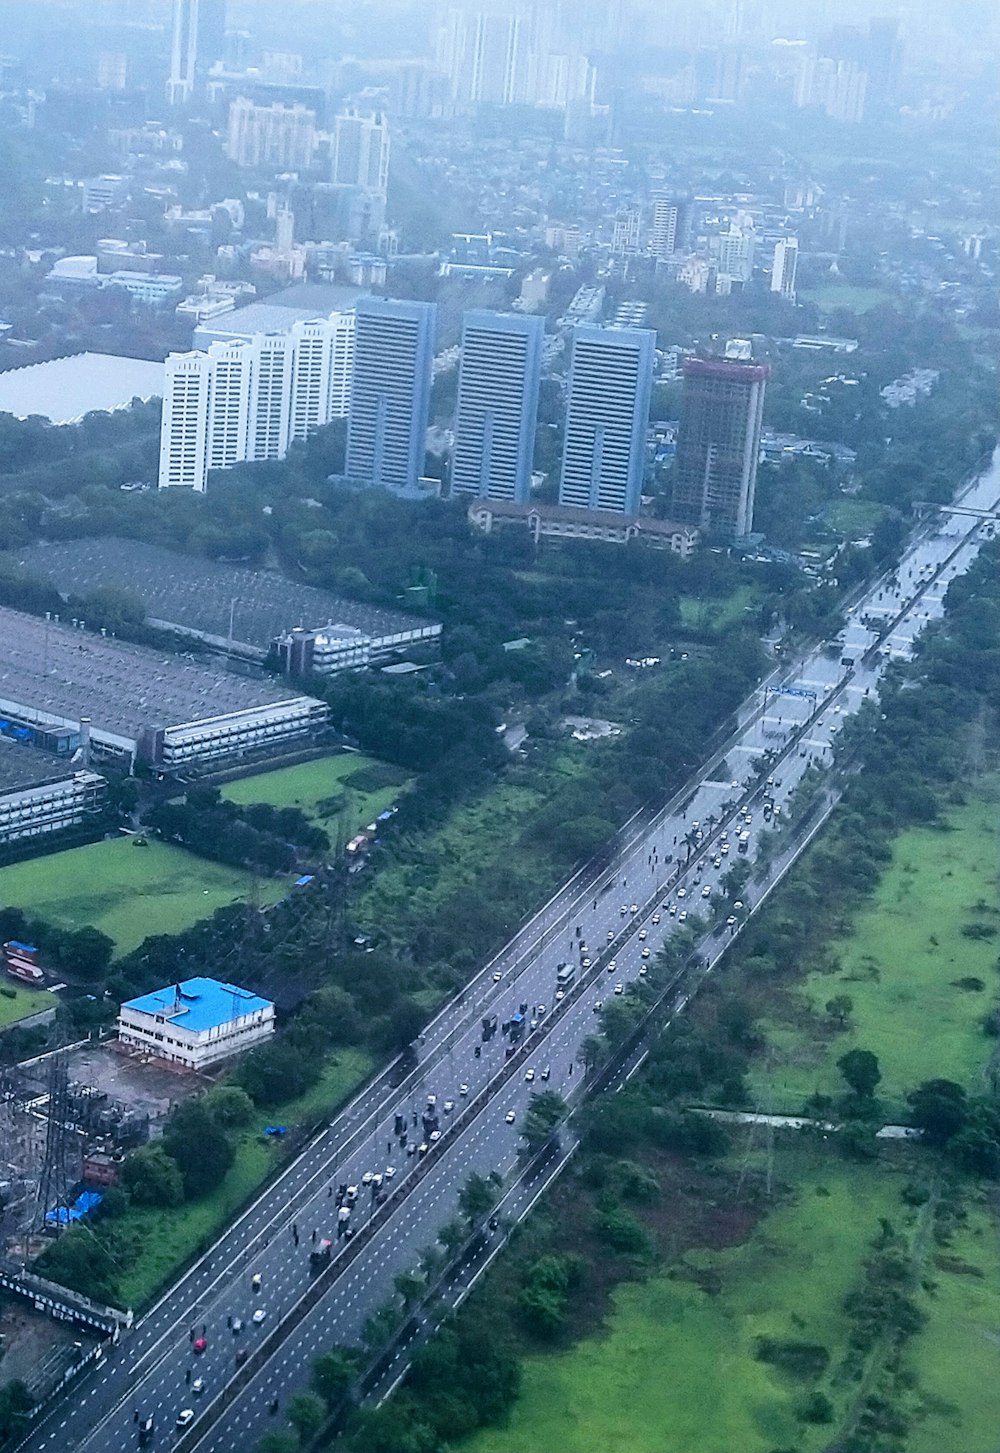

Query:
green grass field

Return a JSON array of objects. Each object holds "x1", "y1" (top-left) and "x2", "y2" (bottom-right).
[
  {"x1": 822, "y1": 498, "x2": 888, "y2": 540},
  {"x1": 115, "y1": 1047, "x2": 372, "y2": 1309},
  {"x1": 0, "y1": 983, "x2": 53, "y2": 1025},
  {"x1": 752, "y1": 782, "x2": 1000, "y2": 1119},
  {"x1": 906, "y1": 1191, "x2": 1000, "y2": 1453},
  {"x1": 465, "y1": 1147, "x2": 903, "y2": 1453},
  {"x1": 0, "y1": 839, "x2": 284, "y2": 957},
  {"x1": 680, "y1": 583, "x2": 761, "y2": 634},
  {"x1": 222, "y1": 752, "x2": 411, "y2": 840},
  {"x1": 800, "y1": 284, "x2": 893, "y2": 314}
]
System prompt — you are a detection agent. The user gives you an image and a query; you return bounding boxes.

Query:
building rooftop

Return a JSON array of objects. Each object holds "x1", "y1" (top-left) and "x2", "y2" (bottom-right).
[
  {"x1": 122, "y1": 978, "x2": 273, "y2": 1033},
  {"x1": 0, "y1": 738, "x2": 84, "y2": 793},
  {"x1": 0, "y1": 604, "x2": 311, "y2": 744},
  {"x1": 193, "y1": 283, "x2": 365, "y2": 345},
  {"x1": 19, "y1": 539, "x2": 439, "y2": 657},
  {"x1": 0, "y1": 352, "x2": 163, "y2": 424}
]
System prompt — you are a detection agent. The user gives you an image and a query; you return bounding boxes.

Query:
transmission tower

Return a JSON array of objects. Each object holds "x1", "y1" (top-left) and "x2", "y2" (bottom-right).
[{"x1": 37, "y1": 1056, "x2": 75, "y2": 1234}]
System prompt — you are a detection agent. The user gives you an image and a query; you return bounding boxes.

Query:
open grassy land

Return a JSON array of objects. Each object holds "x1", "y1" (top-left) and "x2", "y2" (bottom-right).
[
  {"x1": 115, "y1": 1047, "x2": 372, "y2": 1309},
  {"x1": 906, "y1": 1189, "x2": 1000, "y2": 1453},
  {"x1": 222, "y1": 752, "x2": 412, "y2": 839},
  {"x1": 465, "y1": 1145, "x2": 906, "y2": 1453},
  {"x1": 800, "y1": 284, "x2": 894, "y2": 313},
  {"x1": 680, "y1": 583, "x2": 762, "y2": 634},
  {"x1": 751, "y1": 781, "x2": 1000, "y2": 1118},
  {"x1": 0, "y1": 983, "x2": 54, "y2": 1026},
  {"x1": 0, "y1": 839, "x2": 284, "y2": 957},
  {"x1": 822, "y1": 497, "x2": 888, "y2": 539}
]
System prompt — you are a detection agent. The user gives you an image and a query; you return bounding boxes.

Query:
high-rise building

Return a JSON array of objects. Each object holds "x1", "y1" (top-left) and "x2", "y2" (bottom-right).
[
  {"x1": 226, "y1": 98, "x2": 317, "y2": 169},
  {"x1": 770, "y1": 237, "x2": 798, "y2": 301},
  {"x1": 671, "y1": 358, "x2": 768, "y2": 538},
  {"x1": 451, "y1": 311, "x2": 543, "y2": 504},
  {"x1": 795, "y1": 54, "x2": 867, "y2": 124},
  {"x1": 346, "y1": 298, "x2": 436, "y2": 494},
  {"x1": 168, "y1": 0, "x2": 226, "y2": 105},
  {"x1": 611, "y1": 205, "x2": 641, "y2": 255},
  {"x1": 650, "y1": 193, "x2": 689, "y2": 259},
  {"x1": 439, "y1": 8, "x2": 527, "y2": 106},
  {"x1": 717, "y1": 217, "x2": 756, "y2": 283},
  {"x1": 559, "y1": 326, "x2": 655, "y2": 517},
  {"x1": 330, "y1": 111, "x2": 391, "y2": 193},
  {"x1": 159, "y1": 315, "x2": 355, "y2": 491}
]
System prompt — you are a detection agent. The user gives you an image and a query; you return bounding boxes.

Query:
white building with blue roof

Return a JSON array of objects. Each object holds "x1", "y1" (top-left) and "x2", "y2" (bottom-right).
[{"x1": 117, "y1": 977, "x2": 275, "y2": 1071}]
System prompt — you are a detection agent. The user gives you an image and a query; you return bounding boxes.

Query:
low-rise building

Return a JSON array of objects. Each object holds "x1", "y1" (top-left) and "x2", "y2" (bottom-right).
[
  {"x1": 117, "y1": 978, "x2": 275, "y2": 1071},
  {"x1": 0, "y1": 744, "x2": 106, "y2": 847},
  {"x1": 467, "y1": 499, "x2": 698, "y2": 557}
]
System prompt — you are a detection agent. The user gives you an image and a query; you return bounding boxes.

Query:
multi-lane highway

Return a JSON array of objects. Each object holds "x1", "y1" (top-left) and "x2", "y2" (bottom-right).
[{"x1": 21, "y1": 451, "x2": 1000, "y2": 1453}]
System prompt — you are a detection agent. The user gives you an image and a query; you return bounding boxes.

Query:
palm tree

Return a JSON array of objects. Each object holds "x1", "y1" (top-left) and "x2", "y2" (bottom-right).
[{"x1": 682, "y1": 828, "x2": 700, "y2": 861}]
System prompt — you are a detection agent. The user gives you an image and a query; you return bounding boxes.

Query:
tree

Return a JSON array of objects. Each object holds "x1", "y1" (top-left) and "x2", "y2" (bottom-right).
[
  {"x1": 907, "y1": 1078, "x2": 968, "y2": 1143},
  {"x1": 162, "y1": 1099, "x2": 234, "y2": 1199},
  {"x1": 393, "y1": 1270, "x2": 426, "y2": 1309},
  {"x1": 352, "y1": 1406, "x2": 438, "y2": 1453},
  {"x1": 121, "y1": 1143, "x2": 184, "y2": 1208},
  {"x1": 825, "y1": 994, "x2": 854, "y2": 1028},
  {"x1": 438, "y1": 1218, "x2": 466, "y2": 1255},
  {"x1": 521, "y1": 1091, "x2": 567, "y2": 1153},
  {"x1": 203, "y1": 1085, "x2": 255, "y2": 1128},
  {"x1": 255, "y1": 1434, "x2": 298, "y2": 1453},
  {"x1": 458, "y1": 1172, "x2": 497, "y2": 1229},
  {"x1": 287, "y1": 1391, "x2": 325, "y2": 1444},
  {"x1": 311, "y1": 1347, "x2": 360, "y2": 1408},
  {"x1": 837, "y1": 1048, "x2": 882, "y2": 1100},
  {"x1": 65, "y1": 925, "x2": 115, "y2": 980},
  {"x1": 593, "y1": 1203, "x2": 651, "y2": 1256},
  {"x1": 578, "y1": 1035, "x2": 603, "y2": 1077}
]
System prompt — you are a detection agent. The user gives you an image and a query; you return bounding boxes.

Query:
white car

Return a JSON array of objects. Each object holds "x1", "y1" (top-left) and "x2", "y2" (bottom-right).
[
  {"x1": 492, "y1": 971, "x2": 502, "y2": 982},
  {"x1": 630, "y1": 903, "x2": 638, "y2": 913},
  {"x1": 668, "y1": 904, "x2": 677, "y2": 916},
  {"x1": 652, "y1": 913, "x2": 661, "y2": 925},
  {"x1": 537, "y1": 1004, "x2": 547, "y2": 1016},
  {"x1": 361, "y1": 1171, "x2": 373, "y2": 1185},
  {"x1": 614, "y1": 982, "x2": 624, "y2": 995},
  {"x1": 713, "y1": 856, "x2": 722, "y2": 869},
  {"x1": 427, "y1": 1094, "x2": 437, "y2": 1107},
  {"x1": 593, "y1": 1000, "x2": 603, "y2": 1012},
  {"x1": 678, "y1": 910, "x2": 688, "y2": 922},
  {"x1": 252, "y1": 1309, "x2": 266, "y2": 1326},
  {"x1": 555, "y1": 990, "x2": 565, "y2": 1001},
  {"x1": 641, "y1": 947, "x2": 650, "y2": 959},
  {"x1": 721, "y1": 843, "x2": 730, "y2": 855},
  {"x1": 607, "y1": 929, "x2": 615, "y2": 941},
  {"x1": 525, "y1": 1067, "x2": 535, "y2": 1082},
  {"x1": 701, "y1": 885, "x2": 711, "y2": 898},
  {"x1": 371, "y1": 1172, "x2": 383, "y2": 1188},
  {"x1": 191, "y1": 1378, "x2": 205, "y2": 1397},
  {"x1": 384, "y1": 1165, "x2": 396, "y2": 1179},
  {"x1": 581, "y1": 957, "x2": 592, "y2": 969},
  {"x1": 677, "y1": 887, "x2": 686, "y2": 899},
  {"x1": 429, "y1": 1129, "x2": 441, "y2": 1142},
  {"x1": 505, "y1": 1110, "x2": 516, "y2": 1124},
  {"x1": 726, "y1": 915, "x2": 737, "y2": 927},
  {"x1": 176, "y1": 1410, "x2": 195, "y2": 1431},
  {"x1": 638, "y1": 929, "x2": 647, "y2": 940},
  {"x1": 443, "y1": 1100, "x2": 455, "y2": 1114},
  {"x1": 459, "y1": 1084, "x2": 469, "y2": 1096}
]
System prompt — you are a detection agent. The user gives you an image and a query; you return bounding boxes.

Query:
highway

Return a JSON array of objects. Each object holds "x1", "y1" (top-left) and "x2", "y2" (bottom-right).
[{"x1": 21, "y1": 450, "x2": 1000, "y2": 1453}]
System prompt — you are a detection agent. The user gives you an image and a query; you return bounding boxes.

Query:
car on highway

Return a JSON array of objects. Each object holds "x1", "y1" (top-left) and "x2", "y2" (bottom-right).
[
  {"x1": 701, "y1": 885, "x2": 711, "y2": 898},
  {"x1": 641, "y1": 947, "x2": 650, "y2": 958},
  {"x1": 555, "y1": 989, "x2": 565, "y2": 1001},
  {"x1": 176, "y1": 1410, "x2": 195, "y2": 1431},
  {"x1": 459, "y1": 1084, "x2": 469, "y2": 1096},
  {"x1": 231, "y1": 1318, "x2": 243, "y2": 1335},
  {"x1": 677, "y1": 887, "x2": 686, "y2": 898},
  {"x1": 678, "y1": 910, "x2": 688, "y2": 922},
  {"x1": 652, "y1": 912, "x2": 661, "y2": 924},
  {"x1": 427, "y1": 1094, "x2": 437, "y2": 1107},
  {"x1": 406, "y1": 1143, "x2": 418, "y2": 1156},
  {"x1": 620, "y1": 904, "x2": 628, "y2": 915},
  {"x1": 492, "y1": 971, "x2": 502, "y2": 982},
  {"x1": 361, "y1": 1171, "x2": 373, "y2": 1185},
  {"x1": 191, "y1": 1378, "x2": 205, "y2": 1396},
  {"x1": 726, "y1": 915, "x2": 737, "y2": 926},
  {"x1": 668, "y1": 903, "x2": 677, "y2": 915},
  {"x1": 581, "y1": 957, "x2": 592, "y2": 969},
  {"x1": 607, "y1": 929, "x2": 615, "y2": 941},
  {"x1": 630, "y1": 903, "x2": 638, "y2": 913},
  {"x1": 505, "y1": 1110, "x2": 516, "y2": 1124},
  {"x1": 443, "y1": 1100, "x2": 455, "y2": 1114},
  {"x1": 235, "y1": 1348, "x2": 248, "y2": 1366},
  {"x1": 593, "y1": 999, "x2": 603, "y2": 1012},
  {"x1": 524, "y1": 1068, "x2": 535, "y2": 1082},
  {"x1": 192, "y1": 1337, "x2": 207, "y2": 1355},
  {"x1": 638, "y1": 928, "x2": 647, "y2": 940},
  {"x1": 429, "y1": 1129, "x2": 441, "y2": 1142},
  {"x1": 252, "y1": 1309, "x2": 266, "y2": 1326},
  {"x1": 721, "y1": 842, "x2": 730, "y2": 854},
  {"x1": 614, "y1": 982, "x2": 624, "y2": 995},
  {"x1": 384, "y1": 1165, "x2": 396, "y2": 1179},
  {"x1": 418, "y1": 1141, "x2": 429, "y2": 1155},
  {"x1": 541, "y1": 1066, "x2": 551, "y2": 1081}
]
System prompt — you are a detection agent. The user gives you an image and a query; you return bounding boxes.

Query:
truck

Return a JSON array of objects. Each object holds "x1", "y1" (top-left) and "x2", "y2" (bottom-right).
[
  {"x1": 310, "y1": 1237, "x2": 333, "y2": 1269},
  {"x1": 737, "y1": 831, "x2": 750, "y2": 855},
  {"x1": 556, "y1": 963, "x2": 575, "y2": 989},
  {"x1": 509, "y1": 1011, "x2": 525, "y2": 1043},
  {"x1": 3, "y1": 941, "x2": 44, "y2": 985}
]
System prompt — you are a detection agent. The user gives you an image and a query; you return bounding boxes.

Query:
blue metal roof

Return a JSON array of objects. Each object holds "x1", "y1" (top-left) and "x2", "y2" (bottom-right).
[{"x1": 122, "y1": 977, "x2": 273, "y2": 1033}]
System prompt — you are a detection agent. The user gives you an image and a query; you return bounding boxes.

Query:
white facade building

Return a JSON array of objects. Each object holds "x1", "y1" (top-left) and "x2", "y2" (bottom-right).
[
  {"x1": 159, "y1": 314, "x2": 355, "y2": 491},
  {"x1": 331, "y1": 111, "x2": 391, "y2": 194},
  {"x1": 118, "y1": 978, "x2": 275, "y2": 1071},
  {"x1": 771, "y1": 237, "x2": 799, "y2": 301},
  {"x1": 226, "y1": 97, "x2": 317, "y2": 169}
]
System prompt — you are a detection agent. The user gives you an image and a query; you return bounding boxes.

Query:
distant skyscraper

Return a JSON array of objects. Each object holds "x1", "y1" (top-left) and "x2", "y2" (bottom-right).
[
  {"x1": 671, "y1": 358, "x2": 768, "y2": 538},
  {"x1": 770, "y1": 237, "x2": 798, "y2": 301},
  {"x1": 650, "y1": 193, "x2": 689, "y2": 259},
  {"x1": 611, "y1": 205, "x2": 641, "y2": 255},
  {"x1": 347, "y1": 298, "x2": 436, "y2": 494},
  {"x1": 168, "y1": 0, "x2": 226, "y2": 105},
  {"x1": 331, "y1": 111, "x2": 391, "y2": 193},
  {"x1": 559, "y1": 326, "x2": 655, "y2": 517},
  {"x1": 717, "y1": 217, "x2": 756, "y2": 283},
  {"x1": 226, "y1": 98, "x2": 317, "y2": 169},
  {"x1": 451, "y1": 311, "x2": 543, "y2": 504}
]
